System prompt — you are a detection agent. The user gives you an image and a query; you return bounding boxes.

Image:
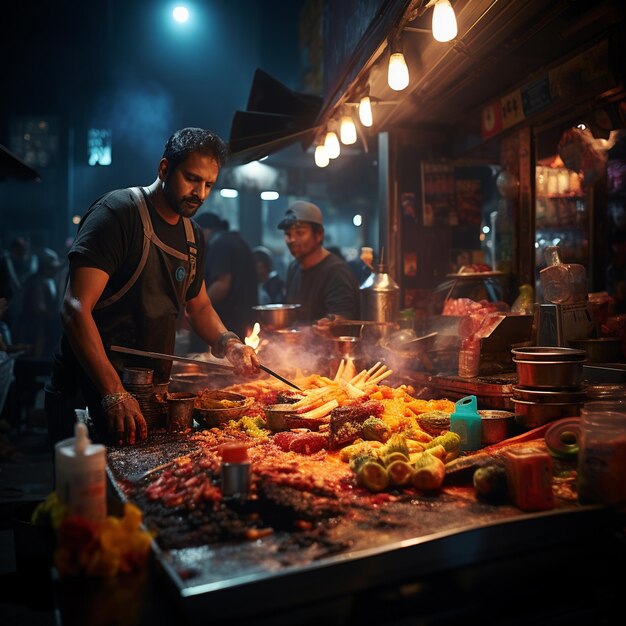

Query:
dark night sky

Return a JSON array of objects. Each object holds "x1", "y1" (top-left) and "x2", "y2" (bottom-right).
[
  {"x1": 2, "y1": 0, "x2": 307, "y2": 142},
  {"x1": 0, "y1": 0, "x2": 313, "y2": 248}
]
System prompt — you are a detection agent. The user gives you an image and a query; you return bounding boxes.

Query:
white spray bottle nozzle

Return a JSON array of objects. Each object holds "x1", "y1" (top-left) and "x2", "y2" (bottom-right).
[{"x1": 74, "y1": 421, "x2": 91, "y2": 455}]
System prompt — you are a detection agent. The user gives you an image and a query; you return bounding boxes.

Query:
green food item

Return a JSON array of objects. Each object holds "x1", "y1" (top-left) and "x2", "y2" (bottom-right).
[
  {"x1": 424, "y1": 444, "x2": 446, "y2": 460},
  {"x1": 357, "y1": 461, "x2": 390, "y2": 492},
  {"x1": 411, "y1": 455, "x2": 446, "y2": 491},
  {"x1": 349, "y1": 453, "x2": 382, "y2": 473},
  {"x1": 361, "y1": 416, "x2": 390, "y2": 443},
  {"x1": 381, "y1": 433, "x2": 410, "y2": 459},
  {"x1": 425, "y1": 431, "x2": 461, "y2": 453},
  {"x1": 238, "y1": 416, "x2": 269, "y2": 438},
  {"x1": 473, "y1": 464, "x2": 509, "y2": 501},
  {"x1": 383, "y1": 451, "x2": 410, "y2": 466},
  {"x1": 386, "y1": 460, "x2": 414, "y2": 486}
]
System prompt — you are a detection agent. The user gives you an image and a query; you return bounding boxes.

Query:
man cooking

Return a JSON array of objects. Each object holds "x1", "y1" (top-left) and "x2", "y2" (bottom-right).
[
  {"x1": 279, "y1": 201, "x2": 359, "y2": 324},
  {"x1": 46, "y1": 127, "x2": 260, "y2": 447}
]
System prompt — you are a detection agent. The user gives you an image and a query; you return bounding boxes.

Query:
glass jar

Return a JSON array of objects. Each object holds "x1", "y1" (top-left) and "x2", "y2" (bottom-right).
[{"x1": 577, "y1": 401, "x2": 626, "y2": 512}]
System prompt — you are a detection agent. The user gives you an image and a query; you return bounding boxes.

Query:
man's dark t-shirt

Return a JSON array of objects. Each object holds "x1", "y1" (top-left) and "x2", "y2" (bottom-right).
[
  {"x1": 52, "y1": 188, "x2": 205, "y2": 390},
  {"x1": 285, "y1": 253, "x2": 360, "y2": 323}
]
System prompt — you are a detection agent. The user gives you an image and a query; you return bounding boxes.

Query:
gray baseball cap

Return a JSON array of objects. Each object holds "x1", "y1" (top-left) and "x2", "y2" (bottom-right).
[{"x1": 277, "y1": 201, "x2": 324, "y2": 230}]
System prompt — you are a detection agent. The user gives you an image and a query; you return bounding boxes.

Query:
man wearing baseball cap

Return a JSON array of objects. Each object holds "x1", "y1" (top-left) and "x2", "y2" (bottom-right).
[{"x1": 279, "y1": 201, "x2": 359, "y2": 323}]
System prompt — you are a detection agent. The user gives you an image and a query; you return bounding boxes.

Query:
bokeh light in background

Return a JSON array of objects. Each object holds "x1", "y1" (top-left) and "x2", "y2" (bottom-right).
[{"x1": 172, "y1": 6, "x2": 189, "y2": 23}]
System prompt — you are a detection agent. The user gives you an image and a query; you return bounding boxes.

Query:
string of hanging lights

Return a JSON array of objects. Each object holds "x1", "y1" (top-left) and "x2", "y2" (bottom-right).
[{"x1": 314, "y1": 0, "x2": 458, "y2": 167}]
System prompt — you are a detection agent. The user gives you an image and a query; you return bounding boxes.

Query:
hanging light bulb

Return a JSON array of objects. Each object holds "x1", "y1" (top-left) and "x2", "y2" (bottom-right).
[
  {"x1": 432, "y1": 0, "x2": 457, "y2": 43},
  {"x1": 314, "y1": 144, "x2": 329, "y2": 168},
  {"x1": 324, "y1": 130, "x2": 340, "y2": 159},
  {"x1": 358, "y1": 96, "x2": 373, "y2": 127},
  {"x1": 340, "y1": 115, "x2": 357, "y2": 145},
  {"x1": 388, "y1": 51, "x2": 409, "y2": 91}
]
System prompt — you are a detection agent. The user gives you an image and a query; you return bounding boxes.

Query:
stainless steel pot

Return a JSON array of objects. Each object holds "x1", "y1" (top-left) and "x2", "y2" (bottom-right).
[
  {"x1": 252, "y1": 304, "x2": 301, "y2": 331},
  {"x1": 478, "y1": 410, "x2": 515, "y2": 444},
  {"x1": 511, "y1": 346, "x2": 586, "y2": 362},
  {"x1": 512, "y1": 398, "x2": 582, "y2": 428},
  {"x1": 512, "y1": 386, "x2": 587, "y2": 404},
  {"x1": 568, "y1": 338, "x2": 623, "y2": 363},
  {"x1": 513, "y1": 358, "x2": 584, "y2": 388}
]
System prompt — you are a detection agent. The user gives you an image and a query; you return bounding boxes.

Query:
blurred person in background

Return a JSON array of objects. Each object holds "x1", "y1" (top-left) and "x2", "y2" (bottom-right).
[
  {"x1": 13, "y1": 248, "x2": 64, "y2": 358},
  {"x1": 279, "y1": 201, "x2": 359, "y2": 324},
  {"x1": 0, "y1": 237, "x2": 38, "y2": 332},
  {"x1": 188, "y1": 212, "x2": 258, "y2": 352},
  {"x1": 252, "y1": 246, "x2": 285, "y2": 305},
  {"x1": 46, "y1": 127, "x2": 259, "y2": 447}
]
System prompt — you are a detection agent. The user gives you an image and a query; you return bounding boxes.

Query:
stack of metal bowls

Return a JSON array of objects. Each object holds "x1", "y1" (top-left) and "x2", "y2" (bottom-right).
[
  {"x1": 122, "y1": 367, "x2": 163, "y2": 430},
  {"x1": 511, "y1": 347, "x2": 587, "y2": 428}
]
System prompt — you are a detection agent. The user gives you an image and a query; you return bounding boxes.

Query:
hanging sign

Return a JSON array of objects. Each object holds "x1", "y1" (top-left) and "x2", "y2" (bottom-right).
[
  {"x1": 501, "y1": 89, "x2": 525, "y2": 129},
  {"x1": 481, "y1": 100, "x2": 503, "y2": 140},
  {"x1": 521, "y1": 75, "x2": 552, "y2": 117}
]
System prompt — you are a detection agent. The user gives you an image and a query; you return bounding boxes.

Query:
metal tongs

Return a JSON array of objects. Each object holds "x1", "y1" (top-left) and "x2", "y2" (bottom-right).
[{"x1": 110, "y1": 345, "x2": 301, "y2": 391}]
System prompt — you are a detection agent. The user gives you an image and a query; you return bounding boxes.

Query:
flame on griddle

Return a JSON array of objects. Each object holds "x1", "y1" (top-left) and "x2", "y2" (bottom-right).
[{"x1": 245, "y1": 322, "x2": 261, "y2": 352}]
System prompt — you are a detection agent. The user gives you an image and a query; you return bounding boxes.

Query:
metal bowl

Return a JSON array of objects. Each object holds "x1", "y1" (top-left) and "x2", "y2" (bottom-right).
[
  {"x1": 122, "y1": 367, "x2": 154, "y2": 385},
  {"x1": 512, "y1": 398, "x2": 582, "y2": 428},
  {"x1": 512, "y1": 385, "x2": 587, "y2": 404},
  {"x1": 478, "y1": 410, "x2": 515, "y2": 445},
  {"x1": 513, "y1": 358, "x2": 585, "y2": 388},
  {"x1": 252, "y1": 304, "x2": 301, "y2": 331},
  {"x1": 511, "y1": 346, "x2": 586, "y2": 362},
  {"x1": 263, "y1": 405, "x2": 327, "y2": 432},
  {"x1": 194, "y1": 391, "x2": 253, "y2": 428},
  {"x1": 568, "y1": 338, "x2": 623, "y2": 363}
]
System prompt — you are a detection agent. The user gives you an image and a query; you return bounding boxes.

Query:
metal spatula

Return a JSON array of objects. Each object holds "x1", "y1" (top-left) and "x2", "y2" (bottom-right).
[{"x1": 110, "y1": 345, "x2": 301, "y2": 391}]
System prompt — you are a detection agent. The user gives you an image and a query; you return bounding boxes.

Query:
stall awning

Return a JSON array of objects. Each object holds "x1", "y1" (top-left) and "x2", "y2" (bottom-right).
[
  {"x1": 228, "y1": 69, "x2": 323, "y2": 164},
  {"x1": 0, "y1": 144, "x2": 41, "y2": 182}
]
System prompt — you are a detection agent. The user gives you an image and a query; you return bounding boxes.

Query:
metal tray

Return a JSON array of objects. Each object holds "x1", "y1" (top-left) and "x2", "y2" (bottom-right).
[{"x1": 105, "y1": 435, "x2": 605, "y2": 623}]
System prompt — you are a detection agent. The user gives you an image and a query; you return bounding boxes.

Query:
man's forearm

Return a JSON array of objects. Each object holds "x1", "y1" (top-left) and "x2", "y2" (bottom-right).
[{"x1": 61, "y1": 301, "x2": 124, "y2": 396}]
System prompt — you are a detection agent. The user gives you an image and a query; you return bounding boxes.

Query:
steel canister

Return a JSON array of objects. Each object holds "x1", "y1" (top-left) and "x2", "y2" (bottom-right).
[{"x1": 360, "y1": 262, "x2": 400, "y2": 325}]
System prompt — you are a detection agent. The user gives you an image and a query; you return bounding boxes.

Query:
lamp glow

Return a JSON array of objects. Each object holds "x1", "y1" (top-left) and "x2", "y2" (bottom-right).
[
  {"x1": 388, "y1": 52, "x2": 409, "y2": 91},
  {"x1": 340, "y1": 116, "x2": 357, "y2": 145},
  {"x1": 358, "y1": 96, "x2": 373, "y2": 127},
  {"x1": 432, "y1": 0, "x2": 457, "y2": 42},
  {"x1": 172, "y1": 6, "x2": 189, "y2": 23},
  {"x1": 260, "y1": 191, "x2": 279, "y2": 201},
  {"x1": 315, "y1": 145, "x2": 329, "y2": 168},
  {"x1": 220, "y1": 188, "x2": 239, "y2": 198},
  {"x1": 324, "y1": 131, "x2": 340, "y2": 159}
]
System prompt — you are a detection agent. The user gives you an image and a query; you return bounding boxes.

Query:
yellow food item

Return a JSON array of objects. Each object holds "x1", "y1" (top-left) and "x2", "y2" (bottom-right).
[
  {"x1": 411, "y1": 455, "x2": 446, "y2": 491},
  {"x1": 357, "y1": 461, "x2": 390, "y2": 492}
]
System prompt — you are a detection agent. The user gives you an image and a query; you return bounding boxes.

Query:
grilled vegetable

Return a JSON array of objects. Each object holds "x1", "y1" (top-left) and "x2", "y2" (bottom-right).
[
  {"x1": 381, "y1": 433, "x2": 410, "y2": 459},
  {"x1": 425, "y1": 431, "x2": 461, "y2": 453},
  {"x1": 411, "y1": 454, "x2": 446, "y2": 491},
  {"x1": 362, "y1": 416, "x2": 390, "y2": 443},
  {"x1": 383, "y1": 451, "x2": 410, "y2": 466},
  {"x1": 339, "y1": 439, "x2": 382, "y2": 463},
  {"x1": 473, "y1": 464, "x2": 508, "y2": 502},
  {"x1": 357, "y1": 461, "x2": 390, "y2": 492},
  {"x1": 424, "y1": 444, "x2": 446, "y2": 460},
  {"x1": 349, "y1": 453, "x2": 381, "y2": 473},
  {"x1": 387, "y1": 460, "x2": 414, "y2": 486}
]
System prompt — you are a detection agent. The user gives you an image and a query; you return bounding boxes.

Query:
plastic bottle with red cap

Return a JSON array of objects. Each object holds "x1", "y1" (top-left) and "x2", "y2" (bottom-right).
[{"x1": 220, "y1": 442, "x2": 251, "y2": 497}]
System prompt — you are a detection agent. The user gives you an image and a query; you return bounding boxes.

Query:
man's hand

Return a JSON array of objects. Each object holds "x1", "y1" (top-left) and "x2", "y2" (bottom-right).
[
  {"x1": 224, "y1": 341, "x2": 260, "y2": 377},
  {"x1": 101, "y1": 392, "x2": 148, "y2": 446}
]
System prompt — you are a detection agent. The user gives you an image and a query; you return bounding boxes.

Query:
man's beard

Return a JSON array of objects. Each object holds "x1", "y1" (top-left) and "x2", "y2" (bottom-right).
[{"x1": 164, "y1": 187, "x2": 201, "y2": 218}]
